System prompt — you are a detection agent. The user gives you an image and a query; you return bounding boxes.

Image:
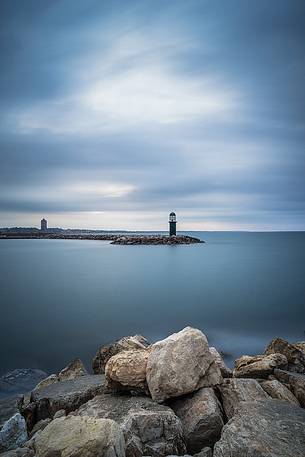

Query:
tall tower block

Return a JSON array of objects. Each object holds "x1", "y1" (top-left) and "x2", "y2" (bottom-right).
[
  {"x1": 41, "y1": 218, "x2": 47, "y2": 231},
  {"x1": 169, "y1": 212, "x2": 177, "y2": 236}
]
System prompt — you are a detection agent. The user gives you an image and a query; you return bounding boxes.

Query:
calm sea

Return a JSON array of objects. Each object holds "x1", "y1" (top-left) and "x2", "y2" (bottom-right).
[{"x1": 0, "y1": 232, "x2": 304, "y2": 375}]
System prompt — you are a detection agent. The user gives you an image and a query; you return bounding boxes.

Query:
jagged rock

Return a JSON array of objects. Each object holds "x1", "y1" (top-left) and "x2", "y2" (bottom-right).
[
  {"x1": 170, "y1": 387, "x2": 224, "y2": 453},
  {"x1": 146, "y1": 327, "x2": 222, "y2": 402},
  {"x1": 265, "y1": 337, "x2": 305, "y2": 373},
  {"x1": 213, "y1": 399, "x2": 305, "y2": 457},
  {"x1": 0, "y1": 369, "x2": 48, "y2": 398},
  {"x1": 0, "y1": 396, "x2": 22, "y2": 429},
  {"x1": 33, "y1": 415, "x2": 125, "y2": 457},
  {"x1": 218, "y1": 378, "x2": 268, "y2": 419},
  {"x1": 75, "y1": 393, "x2": 186, "y2": 456},
  {"x1": 0, "y1": 414, "x2": 27, "y2": 452},
  {"x1": 29, "y1": 418, "x2": 51, "y2": 438},
  {"x1": 295, "y1": 341, "x2": 305, "y2": 353},
  {"x1": 53, "y1": 409, "x2": 66, "y2": 419},
  {"x1": 21, "y1": 374, "x2": 105, "y2": 431},
  {"x1": 274, "y1": 369, "x2": 305, "y2": 407},
  {"x1": 106, "y1": 349, "x2": 149, "y2": 393},
  {"x1": 33, "y1": 374, "x2": 58, "y2": 391},
  {"x1": 58, "y1": 358, "x2": 87, "y2": 381},
  {"x1": 233, "y1": 353, "x2": 287, "y2": 378},
  {"x1": 209, "y1": 347, "x2": 232, "y2": 378},
  {"x1": 260, "y1": 379, "x2": 300, "y2": 405},
  {"x1": 93, "y1": 335, "x2": 150, "y2": 374},
  {"x1": 0, "y1": 447, "x2": 34, "y2": 456}
]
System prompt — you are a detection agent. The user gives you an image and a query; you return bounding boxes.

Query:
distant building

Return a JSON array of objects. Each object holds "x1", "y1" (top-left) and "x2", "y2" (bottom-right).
[
  {"x1": 169, "y1": 212, "x2": 177, "y2": 236},
  {"x1": 41, "y1": 218, "x2": 47, "y2": 231}
]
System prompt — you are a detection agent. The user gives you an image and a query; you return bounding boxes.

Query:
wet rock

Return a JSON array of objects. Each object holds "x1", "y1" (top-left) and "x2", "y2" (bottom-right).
[
  {"x1": 75, "y1": 393, "x2": 186, "y2": 457},
  {"x1": 213, "y1": 399, "x2": 305, "y2": 457},
  {"x1": 274, "y1": 369, "x2": 305, "y2": 407},
  {"x1": 93, "y1": 335, "x2": 150, "y2": 374},
  {"x1": 21, "y1": 374, "x2": 105, "y2": 431},
  {"x1": 34, "y1": 415, "x2": 125, "y2": 457},
  {"x1": 58, "y1": 358, "x2": 87, "y2": 381},
  {"x1": 0, "y1": 370, "x2": 47, "y2": 398},
  {"x1": 170, "y1": 387, "x2": 224, "y2": 453},
  {"x1": 106, "y1": 349, "x2": 149, "y2": 393},
  {"x1": 265, "y1": 337, "x2": 305, "y2": 373},
  {"x1": 146, "y1": 327, "x2": 222, "y2": 402},
  {"x1": 233, "y1": 353, "x2": 287, "y2": 378},
  {"x1": 209, "y1": 347, "x2": 232, "y2": 378},
  {"x1": 260, "y1": 379, "x2": 300, "y2": 405},
  {"x1": 0, "y1": 414, "x2": 27, "y2": 452},
  {"x1": 218, "y1": 378, "x2": 268, "y2": 419}
]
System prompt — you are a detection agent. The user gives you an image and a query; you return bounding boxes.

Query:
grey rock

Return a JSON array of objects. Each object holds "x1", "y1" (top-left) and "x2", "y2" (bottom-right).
[
  {"x1": 33, "y1": 374, "x2": 58, "y2": 391},
  {"x1": 260, "y1": 379, "x2": 300, "y2": 405},
  {"x1": 53, "y1": 409, "x2": 65, "y2": 419},
  {"x1": 170, "y1": 387, "x2": 223, "y2": 453},
  {"x1": 93, "y1": 335, "x2": 150, "y2": 374},
  {"x1": 0, "y1": 396, "x2": 22, "y2": 429},
  {"x1": 194, "y1": 448, "x2": 212, "y2": 457},
  {"x1": 21, "y1": 374, "x2": 105, "y2": 431},
  {"x1": 218, "y1": 378, "x2": 268, "y2": 419},
  {"x1": 0, "y1": 447, "x2": 34, "y2": 457},
  {"x1": 274, "y1": 369, "x2": 305, "y2": 407},
  {"x1": 213, "y1": 399, "x2": 305, "y2": 457},
  {"x1": 146, "y1": 327, "x2": 222, "y2": 402},
  {"x1": 58, "y1": 358, "x2": 87, "y2": 382},
  {"x1": 265, "y1": 337, "x2": 305, "y2": 373},
  {"x1": 29, "y1": 419, "x2": 51, "y2": 438},
  {"x1": 74, "y1": 393, "x2": 186, "y2": 457},
  {"x1": 0, "y1": 370, "x2": 47, "y2": 399},
  {"x1": 0, "y1": 414, "x2": 27, "y2": 452},
  {"x1": 34, "y1": 415, "x2": 125, "y2": 457},
  {"x1": 233, "y1": 353, "x2": 287, "y2": 378},
  {"x1": 209, "y1": 347, "x2": 232, "y2": 378}
]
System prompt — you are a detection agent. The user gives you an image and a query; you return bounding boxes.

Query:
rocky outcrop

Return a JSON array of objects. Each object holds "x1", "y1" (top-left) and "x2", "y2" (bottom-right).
[
  {"x1": 146, "y1": 327, "x2": 222, "y2": 402},
  {"x1": 33, "y1": 415, "x2": 125, "y2": 457},
  {"x1": 213, "y1": 399, "x2": 305, "y2": 457},
  {"x1": 21, "y1": 375, "x2": 105, "y2": 431},
  {"x1": 0, "y1": 370, "x2": 48, "y2": 398},
  {"x1": 265, "y1": 337, "x2": 305, "y2": 373},
  {"x1": 218, "y1": 378, "x2": 268, "y2": 419},
  {"x1": 105, "y1": 349, "x2": 149, "y2": 393},
  {"x1": 260, "y1": 379, "x2": 300, "y2": 405},
  {"x1": 93, "y1": 335, "x2": 150, "y2": 374},
  {"x1": 34, "y1": 358, "x2": 87, "y2": 390},
  {"x1": 233, "y1": 353, "x2": 287, "y2": 378},
  {"x1": 209, "y1": 347, "x2": 232, "y2": 378},
  {"x1": 74, "y1": 393, "x2": 186, "y2": 456},
  {"x1": 274, "y1": 369, "x2": 305, "y2": 407},
  {"x1": 111, "y1": 235, "x2": 203, "y2": 245},
  {"x1": 0, "y1": 414, "x2": 27, "y2": 453},
  {"x1": 170, "y1": 387, "x2": 224, "y2": 453}
]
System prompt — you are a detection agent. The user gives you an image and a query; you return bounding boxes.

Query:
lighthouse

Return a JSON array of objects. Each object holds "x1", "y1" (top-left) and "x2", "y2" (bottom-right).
[{"x1": 169, "y1": 212, "x2": 177, "y2": 236}]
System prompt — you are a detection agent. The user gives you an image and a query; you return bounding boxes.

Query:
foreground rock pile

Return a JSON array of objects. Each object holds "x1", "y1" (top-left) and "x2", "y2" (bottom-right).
[{"x1": 1, "y1": 330, "x2": 305, "y2": 457}]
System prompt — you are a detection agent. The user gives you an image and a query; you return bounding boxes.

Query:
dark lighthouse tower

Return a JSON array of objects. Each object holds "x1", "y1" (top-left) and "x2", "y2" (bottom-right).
[{"x1": 169, "y1": 212, "x2": 177, "y2": 236}]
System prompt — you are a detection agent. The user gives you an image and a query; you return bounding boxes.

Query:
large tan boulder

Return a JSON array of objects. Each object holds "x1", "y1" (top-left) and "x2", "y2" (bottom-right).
[
  {"x1": 34, "y1": 415, "x2": 125, "y2": 457},
  {"x1": 218, "y1": 378, "x2": 268, "y2": 419},
  {"x1": 260, "y1": 379, "x2": 300, "y2": 406},
  {"x1": 75, "y1": 393, "x2": 186, "y2": 456},
  {"x1": 170, "y1": 387, "x2": 224, "y2": 453},
  {"x1": 93, "y1": 335, "x2": 150, "y2": 374},
  {"x1": 213, "y1": 400, "x2": 305, "y2": 457},
  {"x1": 105, "y1": 349, "x2": 149, "y2": 393},
  {"x1": 265, "y1": 337, "x2": 305, "y2": 373},
  {"x1": 233, "y1": 353, "x2": 287, "y2": 378},
  {"x1": 146, "y1": 327, "x2": 222, "y2": 402}
]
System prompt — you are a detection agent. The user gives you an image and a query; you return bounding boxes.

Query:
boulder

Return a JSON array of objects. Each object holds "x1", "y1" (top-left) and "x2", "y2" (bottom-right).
[
  {"x1": 260, "y1": 379, "x2": 300, "y2": 406},
  {"x1": 0, "y1": 370, "x2": 48, "y2": 398},
  {"x1": 0, "y1": 396, "x2": 22, "y2": 429},
  {"x1": 209, "y1": 347, "x2": 232, "y2": 378},
  {"x1": 0, "y1": 447, "x2": 34, "y2": 457},
  {"x1": 106, "y1": 349, "x2": 149, "y2": 393},
  {"x1": 146, "y1": 327, "x2": 222, "y2": 402},
  {"x1": 58, "y1": 358, "x2": 87, "y2": 381},
  {"x1": 33, "y1": 374, "x2": 58, "y2": 391},
  {"x1": 29, "y1": 418, "x2": 51, "y2": 438},
  {"x1": 21, "y1": 374, "x2": 105, "y2": 431},
  {"x1": 265, "y1": 337, "x2": 305, "y2": 373},
  {"x1": 170, "y1": 387, "x2": 224, "y2": 453},
  {"x1": 74, "y1": 393, "x2": 186, "y2": 456},
  {"x1": 93, "y1": 335, "x2": 150, "y2": 374},
  {"x1": 274, "y1": 369, "x2": 305, "y2": 407},
  {"x1": 33, "y1": 415, "x2": 125, "y2": 457},
  {"x1": 0, "y1": 414, "x2": 27, "y2": 453},
  {"x1": 213, "y1": 399, "x2": 305, "y2": 457},
  {"x1": 233, "y1": 353, "x2": 287, "y2": 378},
  {"x1": 218, "y1": 378, "x2": 268, "y2": 419}
]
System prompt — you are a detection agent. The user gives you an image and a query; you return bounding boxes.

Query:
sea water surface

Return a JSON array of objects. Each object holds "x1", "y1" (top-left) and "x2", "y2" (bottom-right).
[{"x1": 0, "y1": 232, "x2": 304, "y2": 375}]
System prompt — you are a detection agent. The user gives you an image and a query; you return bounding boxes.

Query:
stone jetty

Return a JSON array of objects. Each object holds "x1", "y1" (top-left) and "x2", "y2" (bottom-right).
[{"x1": 1, "y1": 329, "x2": 305, "y2": 456}]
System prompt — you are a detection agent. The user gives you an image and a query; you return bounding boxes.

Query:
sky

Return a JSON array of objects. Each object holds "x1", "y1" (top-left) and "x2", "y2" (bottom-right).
[{"x1": 0, "y1": 0, "x2": 305, "y2": 231}]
